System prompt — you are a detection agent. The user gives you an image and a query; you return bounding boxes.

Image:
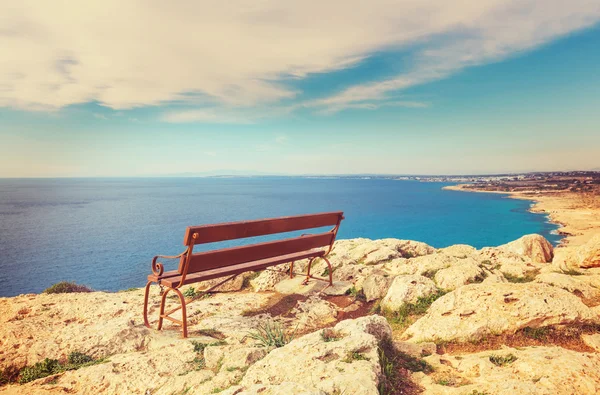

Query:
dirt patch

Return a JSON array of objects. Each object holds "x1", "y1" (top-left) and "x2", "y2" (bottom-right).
[
  {"x1": 242, "y1": 294, "x2": 309, "y2": 317},
  {"x1": 324, "y1": 295, "x2": 375, "y2": 322},
  {"x1": 437, "y1": 324, "x2": 600, "y2": 354}
]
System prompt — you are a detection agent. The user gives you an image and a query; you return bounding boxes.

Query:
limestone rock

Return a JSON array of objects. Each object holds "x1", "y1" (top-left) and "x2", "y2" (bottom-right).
[
  {"x1": 570, "y1": 234, "x2": 600, "y2": 269},
  {"x1": 535, "y1": 272, "x2": 600, "y2": 300},
  {"x1": 582, "y1": 334, "x2": 600, "y2": 352},
  {"x1": 499, "y1": 234, "x2": 554, "y2": 263},
  {"x1": 289, "y1": 296, "x2": 338, "y2": 331},
  {"x1": 405, "y1": 283, "x2": 599, "y2": 343},
  {"x1": 414, "y1": 346, "x2": 600, "y2": 395},
  {"x1": 250, "y1": 265, "x2": 290, "y2": 291},
  {"x1": 362, "y1": 273, "x2": 393, "y2": 302},
  {"x1": 440, "y1": 244, "x2": 477, "y2": 257},
  {"x1": 380, "y1": 275, "x2": 438, "y2": 311},
  {"x1": 393, "y1": 341, "x2": 436, "y2": 357},
  {"x1": 240, "y1": 316, "x2": 390, "y2": 394},
  {"x1": 221, "y1": 347, "x2": 267, "y2": 371},
  {"x1": 433, "y1": 259, "x2": 485, "y2": 290}
]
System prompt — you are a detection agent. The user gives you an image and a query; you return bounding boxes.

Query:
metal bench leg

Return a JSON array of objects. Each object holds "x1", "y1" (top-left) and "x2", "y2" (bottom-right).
[
  {"x1": 156, "y1": 286, "x2": 188, "y2": 338},
  {"x1": 302, "y1": 258, "x2": 316, "y2": 285},
  {"x1": 143, "y1": 281, "x2": 153, "y2": 328},
  {"x1": 290, "y1": 261, "x2": 295, "y2": 278},
  {"x1": 323, "y1": 256, "x2": 333, "y2": 286}
]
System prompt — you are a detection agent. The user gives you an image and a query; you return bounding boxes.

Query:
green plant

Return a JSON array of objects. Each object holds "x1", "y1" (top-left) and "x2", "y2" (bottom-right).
[
  {"x1": 521, "y1": 326, "x2": 549, "y2": 340},
  {"x1": 377, "y1": 337, "x2": 430, "y2": 395},
  {"x1": 503, "y1": 271, "x2": 538, "y2": 283},
  {"x1": 466, "y1": 390, "x2": 489, "y2": 395},
  {"x1": 321, "y1": 328, "x2": 345, "y2": 342},
  {"x1": 18, "y1": 359, "x2": 62, "y2": 384},
  {"x1": 561, "y1": 268, "x2": 584, "y2": 276},
  {"x1": 248, "y1": 321, "x2": 293, "y2": 348},
  {"x1": 43, "y1": 282, "x2": 92, "y2": 294},
  {"x1": 345, "y1": 286, "x2": 366, "y2": 301},
  {"x1": 17, "y1": 352, "x2": 104, "y2": 384},
  {"x1": 383, "y1": 289, "x2": 447, "y2": 327},
  {"x1": 242, "y1": 272, "x2": 261, "y2": 289},
  {"x1": 489, "y1": 354, "x2": 517, "y2": 366},
  {"x1": 342, "y1": 351, "x2": 368, "y2": 363},
  {"x1": 183, "y1": 287, "x2": 198, "y2": 298},
  {"x1": 481, "y1": 260, "x2": 492, "y2": 265}
]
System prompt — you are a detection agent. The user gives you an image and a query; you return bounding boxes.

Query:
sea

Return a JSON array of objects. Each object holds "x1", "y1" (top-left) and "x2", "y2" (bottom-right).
[{"x1": 0, "y1": 177, "x2": 561, "y2": 297}]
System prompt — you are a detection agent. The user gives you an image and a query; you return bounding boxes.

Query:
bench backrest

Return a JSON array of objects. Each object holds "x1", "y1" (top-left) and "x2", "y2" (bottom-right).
[{"x1": 180, "y1": 212, "x2": 343, "y2": 273}]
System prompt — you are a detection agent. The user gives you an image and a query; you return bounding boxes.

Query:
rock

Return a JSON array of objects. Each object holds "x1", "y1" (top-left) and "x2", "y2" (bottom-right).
[
  {"x1": 569, "y1": 234, "x2": 600, "y2": 269},
  {"x1": 362, "y1": 273, "x2": 393, "y2": 302},
  {"x1": 322, "y1": 281, "x2": 354, "y2": 296},
  {"x1": 499, "y1": 234, "x2": 554, "y2": 263},
  {"x1": 413, "y1": 346, "x2": 600, "y2": 395},
  {"x1": 222, "y1": 382, "x2": 321, "y2": 395},
  {"x1": 380, "y1": 275, "x2": 438, "y2": 311},
  {"x1": 404, "y1": 283, "x2": 599, "y2": 343},
  {"x1": 384, "y1": 253, "x2": 453, "y2": 276},
  {"x1": 535, "y1": 272, "x2": 600, "y2": 300},
  {"x1": 289, "y1": 296, "x2": 338, "y2": 331},
  {"x1": 221, "y1": 347, "x2": 267, "y2": 371},
  {"x1": 393, "y1": 340, "x2": 436, "y2": 357},
  {"x1": 582, "y1": 334, "x2": 600, "y2": 352},
  {"x1": 433, "y1": 259, "x2": 485, "y2": 290},
  {"x1": 197, "y1": 272, "x2": 252, "y2": 292},
  {"x1": 440, "y1": 244, "x2": 477, "y2": 257},
  {"x1": 251, "y1": 265, "x2": 291, "y2": 291},
  {"x1": 204, "y1": 345, "x2": 226, "y2": 369},
  {"x1": 378, "y1": 239, "x2": 435, "y2": 258},
  {"x1": 333, "y1": 263, "x2": 379, "y2": 291},
  {"x1": 240, "y1": 316, "x2": 390, "y2": 395}
]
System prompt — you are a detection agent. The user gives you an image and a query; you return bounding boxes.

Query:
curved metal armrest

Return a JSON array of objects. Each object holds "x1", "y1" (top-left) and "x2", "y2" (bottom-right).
[{"x1": 151, "y1": 248, "x2": 188, "y2": 277}]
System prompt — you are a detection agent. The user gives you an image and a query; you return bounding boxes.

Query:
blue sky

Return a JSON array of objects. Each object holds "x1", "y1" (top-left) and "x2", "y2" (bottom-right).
[{"x1": 1, "y1": 1, "x2": 600, "y2": 177}]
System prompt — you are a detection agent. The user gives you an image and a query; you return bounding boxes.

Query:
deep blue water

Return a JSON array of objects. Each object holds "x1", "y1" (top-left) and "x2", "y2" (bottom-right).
[{"x1": 0, "y1": 178, "x2": 561, "y2": 297}]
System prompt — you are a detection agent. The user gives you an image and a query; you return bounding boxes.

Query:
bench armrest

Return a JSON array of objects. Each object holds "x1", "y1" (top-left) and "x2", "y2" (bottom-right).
[{"x1": 151, "y1": 249, "x2": 188, "y2": 277}]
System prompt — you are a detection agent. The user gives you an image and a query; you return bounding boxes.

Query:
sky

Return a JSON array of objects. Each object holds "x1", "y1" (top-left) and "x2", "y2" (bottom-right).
[{"x1": 1, "y1": 1, "x2": 600, "y2": 177}]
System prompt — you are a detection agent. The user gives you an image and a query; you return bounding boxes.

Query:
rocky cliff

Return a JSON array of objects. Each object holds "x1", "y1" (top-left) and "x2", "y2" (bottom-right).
[{"x1": 2, "y1": 234, "x2": 600, "y2": 394}]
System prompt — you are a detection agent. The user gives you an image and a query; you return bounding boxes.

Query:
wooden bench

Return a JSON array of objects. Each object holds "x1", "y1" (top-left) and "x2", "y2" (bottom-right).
[{"x1": 143, "y1": 211, "x2": 344, "y2": 337}]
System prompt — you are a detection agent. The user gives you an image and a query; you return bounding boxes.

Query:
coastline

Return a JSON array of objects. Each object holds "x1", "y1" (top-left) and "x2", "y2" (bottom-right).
[{"x1": 443, "y1": 184, "x2": 600, "y2": 250}]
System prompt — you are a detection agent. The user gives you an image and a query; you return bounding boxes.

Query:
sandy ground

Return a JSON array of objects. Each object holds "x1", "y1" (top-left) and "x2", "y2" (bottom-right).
[{"x1": 443, "y1": 185, "x2": 600, "y2": 251}]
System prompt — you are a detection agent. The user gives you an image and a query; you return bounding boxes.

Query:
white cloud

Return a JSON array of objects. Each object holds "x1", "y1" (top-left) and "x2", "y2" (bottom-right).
[{"x1": 0, "y1": 1, "x2": 599, "y2": 114}]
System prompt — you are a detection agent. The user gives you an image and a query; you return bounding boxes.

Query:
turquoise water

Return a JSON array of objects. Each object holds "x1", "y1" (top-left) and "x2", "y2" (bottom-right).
[{"x1": 0, "y1": 178, "x2": 560, "y2": 296}]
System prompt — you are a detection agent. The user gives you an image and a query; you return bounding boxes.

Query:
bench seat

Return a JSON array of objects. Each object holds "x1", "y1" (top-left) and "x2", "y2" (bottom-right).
[
  {"x1": 158, "y1": 249, "x2": 325, "y2": 288},
  {"x1": 143, "y1": 212, "x2": 344, "y2": 338}
]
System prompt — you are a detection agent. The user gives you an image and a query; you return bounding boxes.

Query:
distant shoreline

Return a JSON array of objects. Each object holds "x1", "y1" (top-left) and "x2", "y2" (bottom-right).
[{"x1": 443, "y1": 184, "x2": 600, "y2": 249}]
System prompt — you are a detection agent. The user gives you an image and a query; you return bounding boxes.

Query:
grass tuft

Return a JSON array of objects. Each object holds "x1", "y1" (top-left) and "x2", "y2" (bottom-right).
[
  {"x1": 248, "y1": 321, "x2": 294, "y2": 348},
  {"x1": 560, "y1": 268, "x2": 584, "y2": 276},
  {"x1": 382, "y1": 289, "x2": 447, "y2": 329},
  {"x1": 503, "y1": 271, "x2": 538, "y2": 283},
  {"x1": 17, "y1": 352, "x2": 105, "y2": 384},
  {"x1": 489, "y1": 353, "x2": 517, "y2": 367},
  {"x1": 43, "y1": 282, "x2": 92, "y2": 294}
]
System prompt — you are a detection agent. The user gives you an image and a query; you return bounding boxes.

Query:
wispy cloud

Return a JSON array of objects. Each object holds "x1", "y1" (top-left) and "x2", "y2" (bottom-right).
[{"x1": 0, "y1": 1, "x2": 598, "y2": 115}]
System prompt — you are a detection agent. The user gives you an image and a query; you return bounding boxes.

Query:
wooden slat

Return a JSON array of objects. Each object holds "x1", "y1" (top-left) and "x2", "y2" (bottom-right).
[
  {"x1": 162, "y1": 249, "x2": 325, "y2": 288},
  {"x1": 183, "y1": 211, "x2": 343, "y2": 245},
  {"x1": 185, "y1": 232, "x2": 332, "y2": 273}
]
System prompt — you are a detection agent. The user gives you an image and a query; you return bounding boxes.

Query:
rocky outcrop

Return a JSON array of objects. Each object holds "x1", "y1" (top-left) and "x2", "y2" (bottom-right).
[
  {"x1": 380, "y1": 275, "x2": 438, "y2": 311},
  {"x1": 565, "y1": 234, "x2": 600, "y2": 269},
  {"x1": 414, "y1": 346, "x2": 600, "y2": 395},
  {"x1": 433, "y1": 259, "x2": 485, "y2": 290},
  {"x1": 404, "y1": 282, "x2": 599, "y2": 343},
  {"x1": 499, "y1": 233, "x2": 554, "y2": 263},
  {"x1": 239, "y1": 316, "x2": 390, "y2": 394},
  {"x1": 7, "y1": 233, "x2": 600, "y2": 395}
]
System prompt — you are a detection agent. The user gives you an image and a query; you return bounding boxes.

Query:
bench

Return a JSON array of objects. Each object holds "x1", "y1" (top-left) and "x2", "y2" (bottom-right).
[{"x1": 143, "y1": 211, "x2": 344, "y2": 337}]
